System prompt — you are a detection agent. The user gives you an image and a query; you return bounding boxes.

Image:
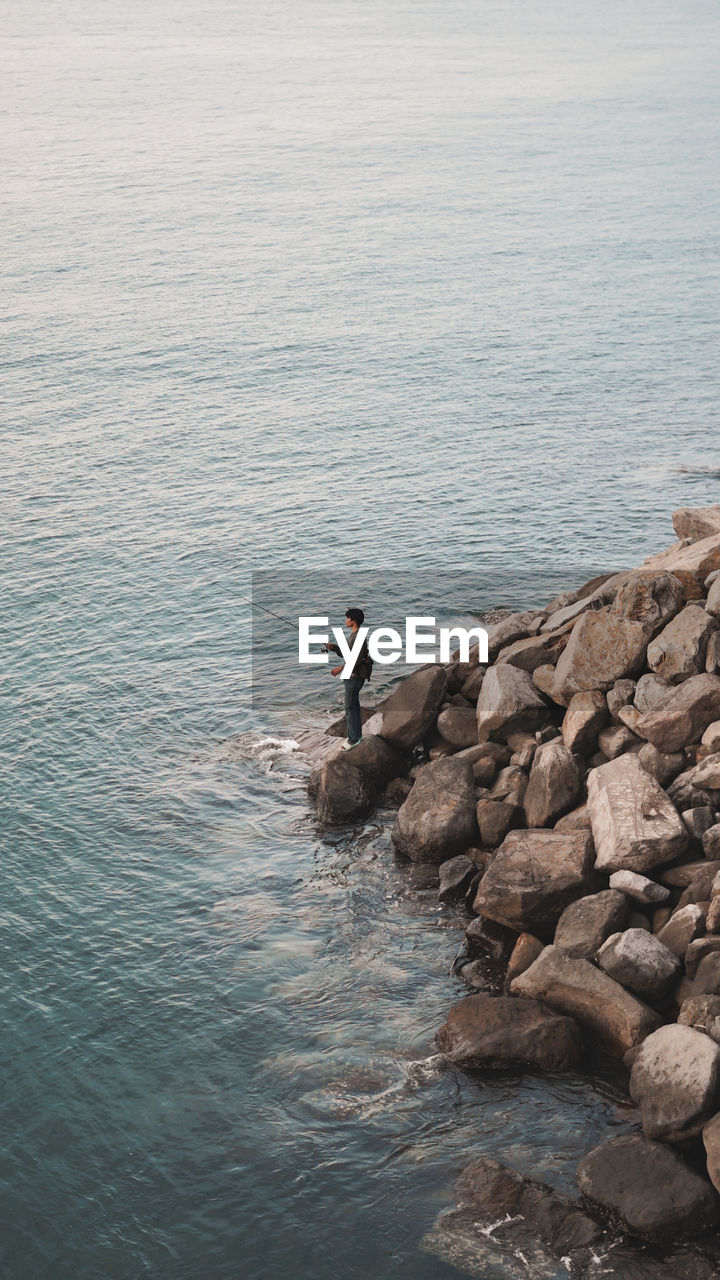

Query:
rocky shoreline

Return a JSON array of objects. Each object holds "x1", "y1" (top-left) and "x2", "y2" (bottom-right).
[{"x1": 307, "y1": 506, "x2": 720, "y2": 1277}]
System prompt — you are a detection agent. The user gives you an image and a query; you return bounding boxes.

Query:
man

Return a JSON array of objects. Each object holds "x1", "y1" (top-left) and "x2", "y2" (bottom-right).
[{"x1": 325, "y1": 608, "x2": 372, "y2": 750}]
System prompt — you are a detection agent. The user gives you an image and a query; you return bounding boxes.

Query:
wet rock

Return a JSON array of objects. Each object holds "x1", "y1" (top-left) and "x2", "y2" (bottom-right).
[
  {"x1": 553, "y1": 890, "x2": 629, "y2": 958},
  {"x1": 561, "y1": 689, "x2": 608, "y2": 754},
  {"x1": 379, "y1": 664, "x2": 447, "y2": 751},
  {"x1": 552, "y1": 609, "x2": 649, "y2": 705},
  {"x1": 657, "y1": 904, "x2": 706, "y2": 958},
  {"x1": 475, "y1": 798, "x2": 521, "y2": 848},
  {"x1": 597, "y1": 724, "x2": 639, "y2": 758},
  {"x1": 635, "y1": 673, "x2": 720, "y2": 753},
  {"x1": 523, "y1": 740, "x2": 582, "y2": 828},
  {"x1": 436, "y1": 705, "x2": 477, "y2": 749},
  {"x1": 476, "y1": 664, "x2": 550, "y2": 742},
  {"x1": 465, "y1": 915, "x2": 517, "y2": 961},
  {"x1": 629, "y1": 1024, "x2": 720, "y2": 1142},
  {"x1": 587, "y1": 754, "x2": 688, "y2": 874},
  {"x1": 673, "y1": 506, "x2": 720, "y2": 543},
  {"x1": 577, "y1": 1134, "x2": 719, "y2": 1243},
  {"x1": 391, "y1": 755, "x2": 477, "y2": 863},
  {"x1": 456, "y1": 958, "x2": 498, "y2": 992},
  {"x1": 637, "y1": 741, "x2": 686, "y2": 787},
  {"x1": 608, "y1": 869, "x2": 670, "y2": 904},
  {"x1": 596, "y1": 928, "x2": 681, "y2": 1003},
  {"x1": 436, "y1": 993, "x2": 582, "y2": 1072},
  {"x1": 607, "y1": 678, "x2": 638, "y2": 721},
  {"x1": 473, "y1": 829, "x2": 595, "y2": 938},
  {"x1": 511, "y1": 945, "x2": 661, "y2": 1055},
  {"x1": 311, "y1": 736, "x2": 407, "y2": 824},
  {"x1": 505, "y1": 933, "x2": 545, "y2": 988},
  {"x1": 610, "y1": 571, "x2": 685, "y2": 638},
  {"x1": 635, "y1": 671, "x2": 675, "y2": 714},
  {"x1": 457, "y1": 1155, "x2": 602, "y2": 1250},
  {"x1": 382, "y1": 775, "x2": 414, "y2": 807},
  {"x1": 438, "y1": 855, "x2": 477, "y2": 902}
]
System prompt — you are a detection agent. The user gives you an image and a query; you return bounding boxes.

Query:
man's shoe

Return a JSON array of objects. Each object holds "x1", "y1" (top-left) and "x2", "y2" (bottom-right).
[{"x1": 341, "y1": 739, "x2": 361, "y2": 751}]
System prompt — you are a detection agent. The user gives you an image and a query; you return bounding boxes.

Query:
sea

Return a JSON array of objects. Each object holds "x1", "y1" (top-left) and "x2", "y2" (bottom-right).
[{"x1": 3, "y1": 0, "x2": 720, "y2": 1276}]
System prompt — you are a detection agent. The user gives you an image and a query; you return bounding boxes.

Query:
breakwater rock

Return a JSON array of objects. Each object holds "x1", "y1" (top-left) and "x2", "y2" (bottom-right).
[{"x1": 307, "y1": 506, "x2": 720, "y2": 1260}]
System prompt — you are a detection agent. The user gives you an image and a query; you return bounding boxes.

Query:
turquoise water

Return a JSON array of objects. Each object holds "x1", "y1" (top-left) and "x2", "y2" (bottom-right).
[{"x1": 3, "y1": 0, "x2": 720, "y2": 1275}]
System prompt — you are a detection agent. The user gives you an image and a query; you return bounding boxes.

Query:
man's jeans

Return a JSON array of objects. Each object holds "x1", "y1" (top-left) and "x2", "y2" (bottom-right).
[{"x1": 344, "y1": 677, "x2": 365, "y2": 744}]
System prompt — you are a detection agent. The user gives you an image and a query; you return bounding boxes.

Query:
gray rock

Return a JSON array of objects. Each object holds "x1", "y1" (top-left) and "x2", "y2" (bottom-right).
[
  {"x1": 607, "y1": 679, "x2": 638, "y2": 720},
  {"x1": 635, "y1": 671, "x2": 675, "y2": 714},
  {"x1": 476, "y1": 664, "x2": 549, "y2": 742},
  {"x1": 523, "y1": 740, "x2": 582, "y2": 828},
  {"x1": 436, "y1": 705, "x2": 478, "y2": 749},
  {"x1": 475, "y1": 798, "x2": 520, "y2": 848},
  {"x1": 608, "y1": 869, "x2": 670, "y2": 904},
  {"x1": 577, "y1": 1134, "x2": 719, "y2": 1243},
  {"x1": 657, "y1": 904, "x2": 706, "y2": 958},
  {"x1": 473, "y1": 829, "x2": 595, "y2": 938},
  {"x1": 552, "y1": 609, "x2": 649, "y2": 706},
  {"x1": 511, "y1": 945, "x2": 661, "y2": 1055},
  {"x1": 610, "y1": 571, "x2": 685, "y2": 638},
  {"x1": 587, "y1": 754, "x2": 688, "y2": 874},
  {"x1": 379, "y1": 664, "x2": 447, "y2": 751},
  {"x1": 464, "y1": 915, "x2": 517, "y2": 961},
  {"x1": 629, "y1": 1023, "x2": 720, "y2": 1142},
  {"x1": 553, "y1": 890, "x2": 629, "y2": 958},
  {"x1": 391, "y1": 756, "x2": 477, "y2": 862},
  {"x1": 438, "y1": 855, "x2": 477, "y2": 902},
  {"x1": 634, "y1": 674, "x2": 720, "y2": 753},
  {"x1": 683, "y1": 806, "x2": 717, "y2": 840},
  {"x1": 310, "y1": 736, "x2": 407, "y2": 824},
  {"x1": 597, "y1": 724, "x2": 639, "y2": 758},
  {"x1": 637, "y1": 741, "x2": 686, "y2": 786},
  {"x1": 435, "y1": 993, "x2": 581, "y2": 1072},
  {"x1": 561, "y1": 690, "x2": 608, "y2": 754},
  {"x1": 596, "y1": 928, "x2": 681, "y2": 1003}
]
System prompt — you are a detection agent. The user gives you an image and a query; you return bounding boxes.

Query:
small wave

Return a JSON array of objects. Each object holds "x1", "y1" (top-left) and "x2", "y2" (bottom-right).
[
  {"x1": 675, "y1": 464, "x2": 720, "y2": 477},
  {"x1": 215, "y1": 733, "x2": 300, "y2": 772}
]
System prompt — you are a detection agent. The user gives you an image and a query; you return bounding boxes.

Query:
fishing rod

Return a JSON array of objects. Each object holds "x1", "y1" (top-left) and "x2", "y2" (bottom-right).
[{"x1": 238, "y1": 596, "x2": 299, "y2": 628}]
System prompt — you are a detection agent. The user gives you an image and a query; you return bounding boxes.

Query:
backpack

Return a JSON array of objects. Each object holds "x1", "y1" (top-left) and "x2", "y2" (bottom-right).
[{"x1": 356, "y1": 641, "x2": 373, "y2": 682}]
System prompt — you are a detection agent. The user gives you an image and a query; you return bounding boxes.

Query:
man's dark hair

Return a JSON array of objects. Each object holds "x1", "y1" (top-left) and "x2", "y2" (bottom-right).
[{"x1": 346, "y1": 607, "x2": 365, "y2": 626}]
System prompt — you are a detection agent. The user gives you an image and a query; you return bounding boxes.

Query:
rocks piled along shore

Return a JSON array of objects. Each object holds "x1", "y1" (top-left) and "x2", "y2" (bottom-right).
[{"x1": 308, "y1": 506, "x2": 720, "y2": 1263}]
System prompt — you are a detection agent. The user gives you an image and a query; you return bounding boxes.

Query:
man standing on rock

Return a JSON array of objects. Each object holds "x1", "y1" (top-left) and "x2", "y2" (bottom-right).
[{"x1": 325, "y1": 608, "x2": 373, "y2": 750}]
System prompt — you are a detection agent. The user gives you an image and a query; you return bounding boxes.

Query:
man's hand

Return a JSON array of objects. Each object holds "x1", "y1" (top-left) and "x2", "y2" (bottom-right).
[{"x1": 331, "y1": 666, "x2": 343, "y2": 677}]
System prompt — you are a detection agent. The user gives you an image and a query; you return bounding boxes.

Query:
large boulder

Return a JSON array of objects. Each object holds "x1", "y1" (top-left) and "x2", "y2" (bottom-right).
[
  {"x1": 586, "y1": 754, "x2": 687, "y2": 874},
  {"x1": 629, "y1": 1024, "x2": 720, "y2": 1142},
  {"x1": 553, "y1": 890, "x2": 629, "y2": 958},
  {"x1": 435, "y1": 994, "x2": 581, "y2": 1072},
  {"x1": 510, "y1": 945, "x2": 661, "y2": 1055},
  {"x1": 475, "y1": 664, "x2": 549, "y2": 742},
  {"x1": 522, "y1": 740, "x2": 582, "y2": 828},
  {"x1": 596, "y1": 928, "x2": 681, "y2": 1003},
  {"x1": 673, "y1": 506, "x2": 720, "y2": 543},
  {"x1": 640, "y1": 530, "x2": 720, "y2": 585},
  {"x1": 378, "y1": 664, "x2": 447, "y2": 750},
  {"x1": 472, "y1": 829, "x2": 595, "y2": 938},
  {"x1": 646, "y1": 605, "x2": 717, "y2": 684},
  {"x1": 495, "y1": 628, "x2": 568, "y2": 673},
  {"x1": 391, "y1": 755, "x2": 476, "y2": 862},
  {"x1": 610, "y1": 571, "x2": 685, "y2": 638},
  {"x1": 311, "y1": 736, "x2": 407, "y2": 824},
  {"x1": 552, "y1": 609, "x2": 648, "y2": 706},
  {"x1": 577, "y1": 1134, "x2": 719, "y2": 1243},
  {"x1": 634, "y1": 673, "x2": 720, "y2": 753}
]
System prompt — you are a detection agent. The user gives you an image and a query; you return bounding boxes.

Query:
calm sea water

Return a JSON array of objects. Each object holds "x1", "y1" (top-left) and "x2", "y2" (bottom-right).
[{"x1": 3, "y1": 0, "x2": 720, "y2": 1276}]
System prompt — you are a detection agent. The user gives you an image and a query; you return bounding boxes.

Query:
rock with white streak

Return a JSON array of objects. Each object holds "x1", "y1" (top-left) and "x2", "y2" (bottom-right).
[
  {"x1": 475, "y1": 664, "x2": 549, "y2": 743},
  {"x1": 587, "y1": 754, "x2": 688, "y2": 874},
  {"x1": 608, "y1": 869, "x2": 670, "y2": 905},
  {"x1": 597, "y1": 928, "x2": 681, "y2": 1003},
  {"x1": 511, "y1": 945, "x2": 661, "y2": 1056},
  {"x1": 629, "y1": 1024, "x2": 720, "y2": 1142},
  {"x1": 647, "y1": 605, "x2": 718, "y2": 684}
]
